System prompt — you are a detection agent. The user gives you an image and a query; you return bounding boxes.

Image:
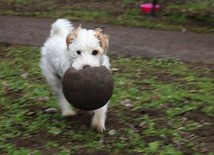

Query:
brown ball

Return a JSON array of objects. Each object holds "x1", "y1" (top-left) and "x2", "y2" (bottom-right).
[{"x1": 62, "y1": 66, "x2": 114, "y2": 111}]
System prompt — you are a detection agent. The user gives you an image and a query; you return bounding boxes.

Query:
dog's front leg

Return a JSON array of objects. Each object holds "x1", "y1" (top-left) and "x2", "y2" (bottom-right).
[
  {"x1": 57, "y1": 91, "x2": 76, "y2": 116},
  {"x1": 91, "y1": 55, "x2": 111, "y2": 133},
  {"x1": 91, "y1": 102, "x2": 108, "y2": 133}
]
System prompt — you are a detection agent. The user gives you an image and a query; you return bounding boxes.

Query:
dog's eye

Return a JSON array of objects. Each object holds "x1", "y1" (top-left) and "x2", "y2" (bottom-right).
[
  {"x1": 77, "y1": 50, "x2": 81, "y2": 55},
  {"x1": 92, "y1": 50, "x2": 98, "y2": 56}
]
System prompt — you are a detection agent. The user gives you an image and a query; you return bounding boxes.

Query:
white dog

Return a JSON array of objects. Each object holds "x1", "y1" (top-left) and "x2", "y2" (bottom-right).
[{"x1": 40, "y1": 19, "x2": 111, "y2": 132}]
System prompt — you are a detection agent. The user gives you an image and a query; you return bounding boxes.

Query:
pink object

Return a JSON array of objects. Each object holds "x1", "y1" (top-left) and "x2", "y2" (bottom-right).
[{"x1": 140, "y1": 3, "x2": 160, "y2": 13}]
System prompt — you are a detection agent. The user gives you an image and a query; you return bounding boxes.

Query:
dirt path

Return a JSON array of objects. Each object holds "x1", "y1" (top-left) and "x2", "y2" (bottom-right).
[{"x1": 0, "y1": 15, "x2": 213, "y2": 64}]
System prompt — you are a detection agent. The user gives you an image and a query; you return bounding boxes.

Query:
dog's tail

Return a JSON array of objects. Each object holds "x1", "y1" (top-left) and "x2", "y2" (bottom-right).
[{"x1": 50, "y1": 19, "x2": 73, "y2": 38}]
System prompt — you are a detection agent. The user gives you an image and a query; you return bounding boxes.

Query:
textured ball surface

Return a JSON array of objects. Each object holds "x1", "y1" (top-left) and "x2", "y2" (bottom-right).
[{"x1": 62, "y1": 66, "x2": 114, "y2": 111}]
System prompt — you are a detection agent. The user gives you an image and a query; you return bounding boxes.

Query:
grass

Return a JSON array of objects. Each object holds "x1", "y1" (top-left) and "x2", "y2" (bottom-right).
[
  {"x1": 0, "y1": 0, "x2": 213, "y2": 32},
  {"x1": 0, "y1": 45, "x2": 214, "y2": 154}
]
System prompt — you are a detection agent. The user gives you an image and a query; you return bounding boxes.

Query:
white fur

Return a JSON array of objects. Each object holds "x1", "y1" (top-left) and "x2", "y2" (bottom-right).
[{"x1": 40, "y1": 19, "x2": 111, "y2": 132}]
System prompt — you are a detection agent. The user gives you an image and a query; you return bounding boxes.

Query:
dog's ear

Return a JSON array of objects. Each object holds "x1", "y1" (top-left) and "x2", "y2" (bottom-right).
[
  {"x1": 66, "y1": 25, "x2": 82, "y2": 49},
  {"x1": 66, "y1": 33, "x2": 73, "y2": 48},
  {"x1": 95, "y1": 28, "x2": 109, "y2": 53}
]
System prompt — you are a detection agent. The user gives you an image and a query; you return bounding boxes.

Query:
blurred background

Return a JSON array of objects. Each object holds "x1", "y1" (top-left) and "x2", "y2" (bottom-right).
[{"x1": 0, "y1": 0, "x2": 213, "y2": 32}]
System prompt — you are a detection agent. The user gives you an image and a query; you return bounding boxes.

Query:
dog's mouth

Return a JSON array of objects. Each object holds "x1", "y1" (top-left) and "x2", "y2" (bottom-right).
[
  {"x1": 82, "y1": 65, "x2": 91, "y2": 69},
  {"x1": 71, "y1": 60, "x2": 100, "y2": 71}
]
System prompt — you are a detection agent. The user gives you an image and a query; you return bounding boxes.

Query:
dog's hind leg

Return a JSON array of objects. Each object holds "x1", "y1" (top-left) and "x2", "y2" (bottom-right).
[{"x1": 40, "y1": 58, "x2": 76, "y2": 116}]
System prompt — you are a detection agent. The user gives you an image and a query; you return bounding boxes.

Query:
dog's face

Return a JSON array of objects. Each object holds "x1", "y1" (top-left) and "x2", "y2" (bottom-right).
[{"x1": 66, "y1": 26, "x2": 109, "y2": 70}]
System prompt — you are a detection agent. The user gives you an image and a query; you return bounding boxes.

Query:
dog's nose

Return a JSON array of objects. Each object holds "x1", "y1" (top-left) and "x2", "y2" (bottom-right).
[{"x1": 83, "y1": 65, "x2": 91, "y2": 69}]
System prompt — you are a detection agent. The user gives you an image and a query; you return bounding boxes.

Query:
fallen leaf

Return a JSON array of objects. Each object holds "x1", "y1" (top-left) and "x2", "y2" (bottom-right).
[
  {"x1": 44, "y1": 108, "x2": 58, "y2": 114},
  {"x1": 21, "y1": 72, "x2": 28, "y2": 79},
  {"x1": 111, "y1": 68, "x2": 120, "y2": 72},
  {"x1": 108, "y1": 129, "x2": 116, "y2": 135},
  {"x1": 2, "y1": 81, "x2": 10, "y2": 95},
  {"x1": 120, "y1": 99, "x2": 133, "y2": 108},
  {"x1": 37, "y1": 96, "x2": 50, "y2": 102}
]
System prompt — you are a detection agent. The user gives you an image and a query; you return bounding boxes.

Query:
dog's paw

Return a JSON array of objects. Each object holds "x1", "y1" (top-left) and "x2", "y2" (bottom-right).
[
  {"x1": 92, "y1": 123, "x2": 106, "y2": 133},
  {"x1": 62, "y1": 110, "x2": 76, "y2": 117},
  {"x1": 91, "y1": 119, "x2": 106, "y2": 133}
]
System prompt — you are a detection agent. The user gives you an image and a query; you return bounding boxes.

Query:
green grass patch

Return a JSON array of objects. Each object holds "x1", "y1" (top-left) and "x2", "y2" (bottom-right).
[{"x1": 0, "y1": 45, "x2": 213, "y2": 154}]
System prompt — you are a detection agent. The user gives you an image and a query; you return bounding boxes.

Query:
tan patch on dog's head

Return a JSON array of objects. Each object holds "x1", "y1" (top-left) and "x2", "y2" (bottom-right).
[
  {"x1": 95, "y1": 28, "x2": 109, "y2": 53},
  {"x1": 66, "y1": 25, "x2": 82, "y2": 48}
]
